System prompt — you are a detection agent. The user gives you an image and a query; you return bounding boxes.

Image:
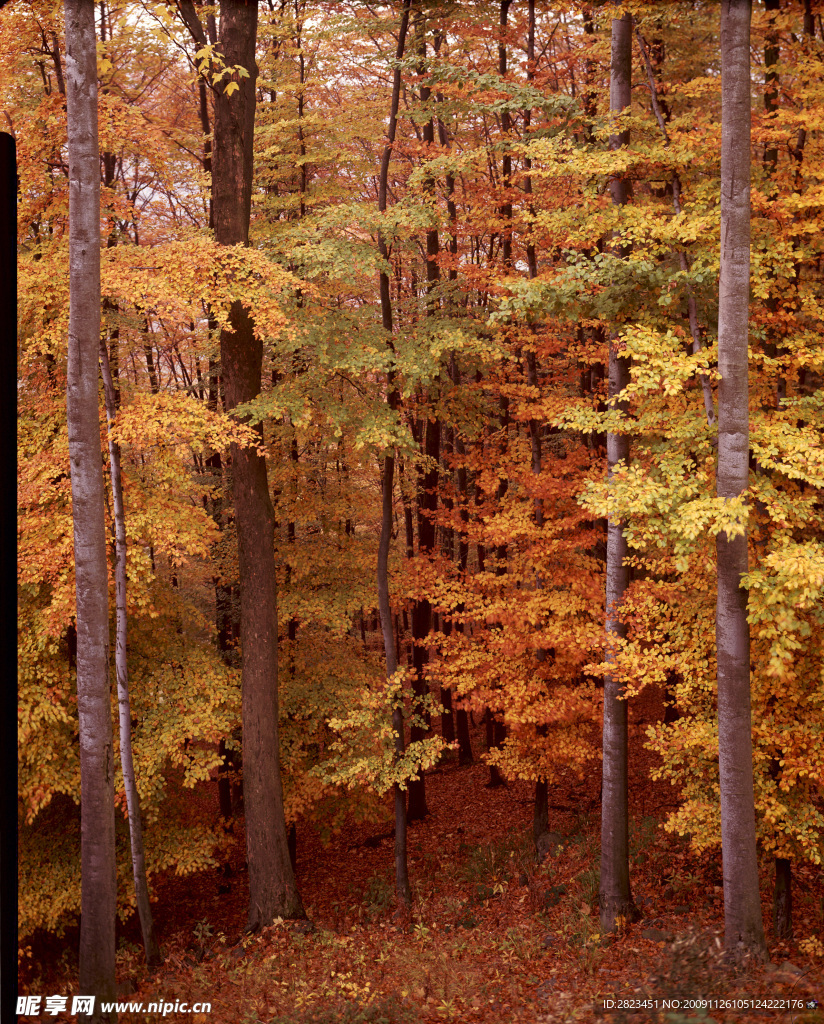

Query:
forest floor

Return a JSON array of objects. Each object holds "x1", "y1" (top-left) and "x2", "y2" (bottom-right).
[{"x1": 22, "y1": 686, "x2": 824, "y2": 1024}]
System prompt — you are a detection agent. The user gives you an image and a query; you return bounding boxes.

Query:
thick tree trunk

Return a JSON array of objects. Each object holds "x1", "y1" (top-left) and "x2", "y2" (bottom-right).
[
  {"x1": 600, "y1": 10, "x2": 638, "y2": 935},
  {"x1": 100, "y1": 342, "x2": 162, "y2": 969},
  {"x1": 64, "y1": 1, "x2": 117, "y2": 1015},
  {"x1": 716, "y1": 0, "x2": 765, "y2": 958},
  {"x1": 213, "y1": 0, "x2": 303, "y2": 928}
]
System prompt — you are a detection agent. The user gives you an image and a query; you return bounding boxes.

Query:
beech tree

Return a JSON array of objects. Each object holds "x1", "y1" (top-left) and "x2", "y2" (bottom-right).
[
  {"x1": 99, "y1": 339, "x2": 161, "y2": 969},
  {"x1": 715, "y1": 0, "x2": 765, "y2": 956},
  {"x1": 599, "y1": 8, "x2": 637, "y2": 935},
  {"x1": 11, "y1": 1, "x2": 823, "y2": 968},
  {"x1": 212, "y1": 0, "x2": 304, "y2": 927},
  {"x1": 64, "y1": 0, "x2": 117, "y2": 1016}
]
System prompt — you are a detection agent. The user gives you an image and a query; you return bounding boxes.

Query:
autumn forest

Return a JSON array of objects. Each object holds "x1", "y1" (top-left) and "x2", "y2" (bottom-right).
[{"x1": 9, "y1": 0, "x2": 824, "y2": 1021}]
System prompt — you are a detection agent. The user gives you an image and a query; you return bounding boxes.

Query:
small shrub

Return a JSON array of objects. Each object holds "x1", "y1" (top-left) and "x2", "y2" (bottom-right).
[{"x1": 363, "y1": 874, "x2": 394, "y2": 914}]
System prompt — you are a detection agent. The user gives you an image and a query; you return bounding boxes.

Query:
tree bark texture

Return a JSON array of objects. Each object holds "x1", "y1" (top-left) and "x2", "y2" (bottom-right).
[
  {"x1": 213, "y1": 0, "x2": 304, "y2": 928},
  {"x1": 716, "y1": 0, "x2": 765, "y2": 957},
  {"x1": 64, "y1": 0, "x2": 118, "y2": 1015},
  {"x1": 600, "y1": 9, "x2": 637, "y2": 935},
  {"x1": 100, "y1": 341, "x2": 162, "y2": 969}
]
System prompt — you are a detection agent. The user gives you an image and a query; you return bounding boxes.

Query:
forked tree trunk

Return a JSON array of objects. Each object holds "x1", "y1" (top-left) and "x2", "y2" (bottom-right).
[
  {"x1": 716, "y1": 0, "x2": 765, "y2": 957},
  {"x1": 213, "y1": 0, "x2": 303, "y2": 928},
  {"x1": 64, "y1": 0, "x2": 117, "y2": 1015},
  {"x1": 100, "y1": 342, "x2": 162, "y2": 969},
  {"x1": 600, "y1": 9, "x2": 638, "y2": 935}
]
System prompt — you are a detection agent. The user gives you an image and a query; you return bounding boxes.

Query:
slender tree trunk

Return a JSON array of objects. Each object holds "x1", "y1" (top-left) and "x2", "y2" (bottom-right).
[
  {"x1": 523, "y1": 0, "x2": 551, "y2": 848},
  {"x1": 716, "y1": 0, "x2": 765, "y2": 958},
  {"x1": 64, "y1": 1, "x2": 117, "y2": 1015},
  {"x1": 452, "y1": 401, "x2": 472, "y2": 765},
  {"x1": 408, "y1": 410, "x2": 438, "y2": 820},
  {"x1": 378, "y1": 455, "x2": 411, "y2": 905},
  {"x1": 481, "y1": 0, "x2": 514, "y2": 793},
  {"x1": 213, "y1": 0, "x2": 303, "y2": 928},
  {"x1": 376, "y1": 0, "x2": 413, "y2": 905},
  {"x1": 206, "y1": 358, "x2": 240, "y2": 821},
  {"x1": 485, "y1": 710, "x2": 505, "y2": 788},
  {"x1": 600, "y1": 10, "x2": 638, "y2": 935},
  {"x1": 406, "y1": 20, "x2": 441, "y2": 817},
  {"x1": 99, "y1": 342, "x2": 162, "y2": 969},
  {"x1": 773, "y1": 857, "x2": 792, "y2": 939}
]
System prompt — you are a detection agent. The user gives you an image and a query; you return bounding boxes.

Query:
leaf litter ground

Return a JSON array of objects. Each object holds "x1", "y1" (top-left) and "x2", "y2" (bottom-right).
[{"x1": 21, "y1": 686, "x2": 824, "y2": 1023}]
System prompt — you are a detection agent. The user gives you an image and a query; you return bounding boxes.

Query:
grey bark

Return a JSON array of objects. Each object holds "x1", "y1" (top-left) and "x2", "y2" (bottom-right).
[
  {"x1": 213, "y1": 0, "x2": 304, "y2": 927},
  {"x1": 99, "y1": 341, "x2": 162, "y2": 969},
  {"x1": 64, "y1": 0, "x2": 117, "y2": 1017},
  {"x1": 716, "y1": 0, "x2": 766, "y2": 957},
  {"x1": 600, "y1": 9, "x2": 638, "y2": 935}
]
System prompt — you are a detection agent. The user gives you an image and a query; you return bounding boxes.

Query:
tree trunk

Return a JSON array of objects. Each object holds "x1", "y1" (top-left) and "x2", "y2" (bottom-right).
[
  {"x1": 213, "y1": 0, "x2": 303, "y2": 928},
  {"x1": 485, "y1": 710, "x2": 505, "y2": 788},
  {"x1": 773, "y1": 857, "x2": 792, "y2": 940},
  {"x1": 99, "y1": 341, "x2": 162, "y2": 969},
  {"x1": 408, "y1": 410, "x2": 438, "y2": 821},
  {"x1": 376, "y1": 0, "x2": 413, "y2": 905},
  {"x1": 716, "y1": 0, "x2": 765, "y2": 958},
  {"x1": 448, "y1": 356, "x2": 473, "y2": 767},
  {"x1": 378, "y1": 454, "x2": 411, "y2": 906},
  {"x1": 456, "y1": 706, "x2": 473, "y2": 766},
  {"x1": 64, "y1": 0, "x2": 117, "y2": 1015},
  {"x1": 524, "y1": 0, "x2": 551, "y2": 850},
  {"x1": 407, "y1": 27, "x2": 441, "y2": 815},
  {"x1": 600, "y1": 9, "x2": 638, "y2": 935}
]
